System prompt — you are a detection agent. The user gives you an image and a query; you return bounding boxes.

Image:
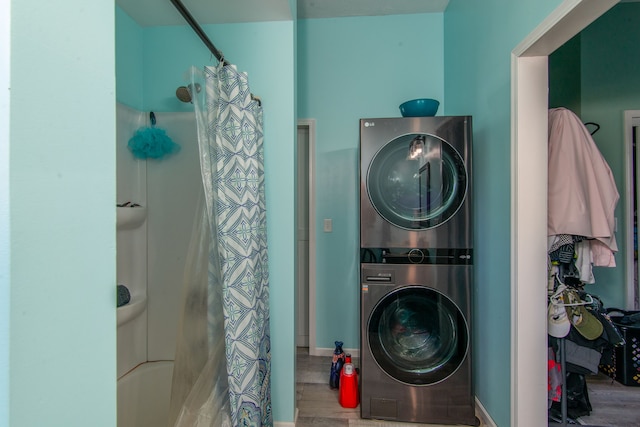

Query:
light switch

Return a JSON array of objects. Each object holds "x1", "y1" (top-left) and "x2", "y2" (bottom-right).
[{"x1": 324, "y1": 219, "x2": 332, "y2": 232}]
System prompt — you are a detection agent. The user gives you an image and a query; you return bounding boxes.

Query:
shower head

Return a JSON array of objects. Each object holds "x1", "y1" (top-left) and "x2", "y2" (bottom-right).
[
  {"x1": 176, "y1": 83, "x2": 201, "y2": 103},
  {"x1": 176, "y1": 86, "x2": 191, "y2": 103}
]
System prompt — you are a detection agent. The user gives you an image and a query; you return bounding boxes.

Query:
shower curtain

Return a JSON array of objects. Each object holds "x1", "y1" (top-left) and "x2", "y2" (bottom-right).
[{"x1": 168, "y1": 63, "x2": 272, "y2": 427}]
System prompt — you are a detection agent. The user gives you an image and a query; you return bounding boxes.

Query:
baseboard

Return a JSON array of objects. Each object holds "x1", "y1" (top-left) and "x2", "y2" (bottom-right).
[
  {"x1": 275, "y1": 410, "x2": 297, "y2": 427},
  {"x1": 310, "y1": 347, "x2": 360, "y2": 358},
  {"x1": 475, "y1": 397, "x2": 497, "y2": 427}
]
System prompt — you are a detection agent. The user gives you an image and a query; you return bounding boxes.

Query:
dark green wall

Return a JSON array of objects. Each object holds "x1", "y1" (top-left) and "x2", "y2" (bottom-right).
[
  {"x1": 549, "y1": 33, "x2": 581, "y2": 116},
  {"x1": 582, "y1": 3, "x2": 640, "y2": 308}
]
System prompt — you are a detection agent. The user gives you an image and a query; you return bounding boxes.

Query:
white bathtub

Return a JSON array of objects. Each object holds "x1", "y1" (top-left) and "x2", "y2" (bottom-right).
[{"x1": 117, "y1": 361, "x2": 174, "y2": 427}]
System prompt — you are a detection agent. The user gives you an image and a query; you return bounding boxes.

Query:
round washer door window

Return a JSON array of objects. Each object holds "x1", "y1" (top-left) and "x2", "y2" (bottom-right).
[
  {"x1": 367, "y1": 133, "x2": 467, "y2": 230},
  {"x1": 367, "y1": 286, "x2": 469, "y2": 385}
]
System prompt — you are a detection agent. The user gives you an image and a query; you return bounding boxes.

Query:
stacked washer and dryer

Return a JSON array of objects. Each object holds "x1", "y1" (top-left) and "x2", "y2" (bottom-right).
[{"x1": 359, "y1": 116, "x2": 476, "y2": 426}]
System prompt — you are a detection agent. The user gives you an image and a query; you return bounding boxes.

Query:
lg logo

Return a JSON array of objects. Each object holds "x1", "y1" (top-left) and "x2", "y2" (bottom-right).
[{"x1": 364, "y1": 121, "x2": 375, "y2": 127}]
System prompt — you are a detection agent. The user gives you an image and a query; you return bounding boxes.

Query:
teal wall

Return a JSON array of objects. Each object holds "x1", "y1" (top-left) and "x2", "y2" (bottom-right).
[
  {"x1": 116, "y1": 7, "x2": 144, "y2": 110},
  {"x1": 297, "y1": 13, "x2": 445, "y2": 351},
  {"x1": 0, "y1": 0, "x2": 9, "y2": 424},
  {"x1": 581, "y1": 3, "x2": 640, "y2": 308},
  {"x1": 116, "y1": 9, "x2": 297, "y2": 423},
  {"x1": 8, "y1": 1, "x2": 117, "y2": 426},
  {"x1": 444, "y1": 1, "x2": 563, "y2": 425}
]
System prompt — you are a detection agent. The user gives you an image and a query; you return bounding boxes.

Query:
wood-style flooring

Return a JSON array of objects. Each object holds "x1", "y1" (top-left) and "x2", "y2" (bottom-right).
[
  {"x1": 295, "y1": 347, "x2": 485, "y2": 427},
  {"x1": 576, "y1": 373, "x2": 640, "y2": 427},
  {"x1": 295, "y1": 347, "x2": 640, "y2": 427}
]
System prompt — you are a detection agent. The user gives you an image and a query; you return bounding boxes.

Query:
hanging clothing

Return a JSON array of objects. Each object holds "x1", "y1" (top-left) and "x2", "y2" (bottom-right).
[
  {"x1": 548, "y1": 107, "x2": 619, "y2": 267},
  {"x1": 575, "y1": 240, "x2": 595, "y2": 284},
  {"x1": 548, "y1": 347, "x2": 562, "y2": 405}
]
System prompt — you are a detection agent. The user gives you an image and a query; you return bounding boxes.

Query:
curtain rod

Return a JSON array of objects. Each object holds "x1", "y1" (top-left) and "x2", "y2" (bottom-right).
[
  {"x1": 169, "y1": 0, "x2": 228, "y2": 65},
  {"x1": 170, "y1": 0, "x2": 262, "y2": 106}
]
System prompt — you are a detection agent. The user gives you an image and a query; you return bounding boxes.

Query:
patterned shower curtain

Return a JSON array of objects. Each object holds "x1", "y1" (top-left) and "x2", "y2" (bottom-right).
[{"x1": 181, "y1": 63, "x2": 272, "y2": 427}]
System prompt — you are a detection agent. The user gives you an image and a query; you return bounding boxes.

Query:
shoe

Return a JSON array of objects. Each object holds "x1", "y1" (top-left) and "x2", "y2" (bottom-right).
[{"x1": 548, "y1": 294, "x2": 571, "y2": 338}]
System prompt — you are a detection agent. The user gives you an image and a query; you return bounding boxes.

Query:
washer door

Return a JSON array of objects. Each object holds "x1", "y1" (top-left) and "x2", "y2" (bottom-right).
[
  {"x1": 368, "y1": 286, "x2": 469, "y2": 385},
  {"x1": 367, "y1": 133, "x2": 467, "y2": 230}
]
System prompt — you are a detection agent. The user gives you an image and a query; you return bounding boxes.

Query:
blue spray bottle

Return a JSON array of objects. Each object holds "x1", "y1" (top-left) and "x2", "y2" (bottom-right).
[{"x1": 329, "y1": 341, "x2": 345, "y2": 389}]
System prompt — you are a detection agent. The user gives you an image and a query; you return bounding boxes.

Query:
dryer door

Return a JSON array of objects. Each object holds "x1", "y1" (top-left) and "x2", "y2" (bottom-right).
[
  {"x1": 367, "y1": 133, "x2": 467, "y2": 230},
  {"x1": 367, "y1": 285, "x2": 469, "y2": 385}
]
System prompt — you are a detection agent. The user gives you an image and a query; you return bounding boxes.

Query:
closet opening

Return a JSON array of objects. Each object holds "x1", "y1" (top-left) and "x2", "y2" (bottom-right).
[
  {"x1": 625, "y1": 110, "x2": 640, "y2": 311},
  {"x1": 510, "y1": 0, "x2": 618, "y2": 425}
]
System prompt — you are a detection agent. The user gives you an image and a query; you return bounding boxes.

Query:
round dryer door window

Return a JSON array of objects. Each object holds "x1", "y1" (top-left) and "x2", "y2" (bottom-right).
[
  {"x1": 367, "y1": 286, "x2": 469, "y2": 385},
  {"x1": 367, "y1": 133, "x2": 467, "y2": 230}
]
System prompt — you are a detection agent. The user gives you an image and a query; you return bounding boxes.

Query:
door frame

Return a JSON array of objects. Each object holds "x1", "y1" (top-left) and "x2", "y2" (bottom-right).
[
  {"x1": 624, "y1": 110, "x2": 640, "y2": 310},
  {"x1": 297, "y1": 119, "x2": 318, "y2": 355},
  {"x1": 510, "y1": 0, "x2": 618, "y2": 424}
]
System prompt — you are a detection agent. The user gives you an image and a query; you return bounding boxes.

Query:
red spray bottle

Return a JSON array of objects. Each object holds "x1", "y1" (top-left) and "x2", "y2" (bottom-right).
[{"x1": 339, "y1": 353, "x2": 359, "y2": 408}]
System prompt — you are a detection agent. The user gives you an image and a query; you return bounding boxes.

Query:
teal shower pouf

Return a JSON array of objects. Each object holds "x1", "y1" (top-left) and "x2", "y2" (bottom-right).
[
  {"x1": 128, "y1": 112, "x2": 180, "y2": 160},
  {"x1": 128, "y1": 126, "x2": 180, "y2": 159}
]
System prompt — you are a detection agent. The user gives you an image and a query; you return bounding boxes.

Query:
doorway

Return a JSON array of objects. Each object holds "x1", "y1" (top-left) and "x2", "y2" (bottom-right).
[
  {"x1": 625, "y1": 110, "x2": 640, "y2": 310},
  {"x1": 511, "y1": 0, "x2": 618, "y2": 425},
  {"x1": 296, "y1": 119, "x2": 317, "y2": 353}
]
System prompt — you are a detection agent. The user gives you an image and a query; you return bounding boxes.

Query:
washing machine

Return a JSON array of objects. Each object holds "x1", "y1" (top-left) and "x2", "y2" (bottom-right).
[{"x1": 359, "y1": 116, "x2": 475, "y2": 425}]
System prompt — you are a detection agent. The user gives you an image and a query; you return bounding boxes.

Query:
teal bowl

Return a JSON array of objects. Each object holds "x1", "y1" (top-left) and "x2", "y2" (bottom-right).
[{"x1": 399, "y1": 98, "x2": 440, "y2": 117}]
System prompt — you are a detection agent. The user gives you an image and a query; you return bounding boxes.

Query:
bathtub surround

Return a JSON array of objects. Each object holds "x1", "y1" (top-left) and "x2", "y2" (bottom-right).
[
  {"x1": 116, "y1": 67, "x2": 273, "y2": 425},
  {"x1": 116, "y1": 103, "x2": 203, "y2": 426}
]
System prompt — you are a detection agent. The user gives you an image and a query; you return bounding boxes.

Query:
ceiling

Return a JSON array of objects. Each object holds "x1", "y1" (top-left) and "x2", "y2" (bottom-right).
[{"x1": 116, "y1": 0, "x2": 449, "y2": 26}]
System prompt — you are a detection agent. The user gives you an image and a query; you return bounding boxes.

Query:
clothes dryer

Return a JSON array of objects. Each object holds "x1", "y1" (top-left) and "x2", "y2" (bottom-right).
[{"x1": 360, "y1": 116, "x2": 472, "y2": 250}]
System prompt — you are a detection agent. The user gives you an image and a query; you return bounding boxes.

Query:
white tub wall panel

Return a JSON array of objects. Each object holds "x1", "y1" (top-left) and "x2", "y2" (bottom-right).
[
  {"x1": 117, "y1": 313, "x2": 147, "y2": 378},
  {"x1": 116, "y1": 102, "x2": 149, "y2": 378},
  {"x1": 117, "y1": 361, "x2": 174, "y2": 427},
  {"x1": 116, "y1": 103, "x2": 147, "y2": 206},
  {"x1": 116, "y1": 102, "x2": 148, "y2": 301},
  {"x1": 116, "y1": 227, "x2": 147, "y2": 296},
  {"x1": 146, "y1": 112, "x2": 202, "y2": 361},
  {"x1": 116, "y1": 222, "x2": 148, "y2": 372}
]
